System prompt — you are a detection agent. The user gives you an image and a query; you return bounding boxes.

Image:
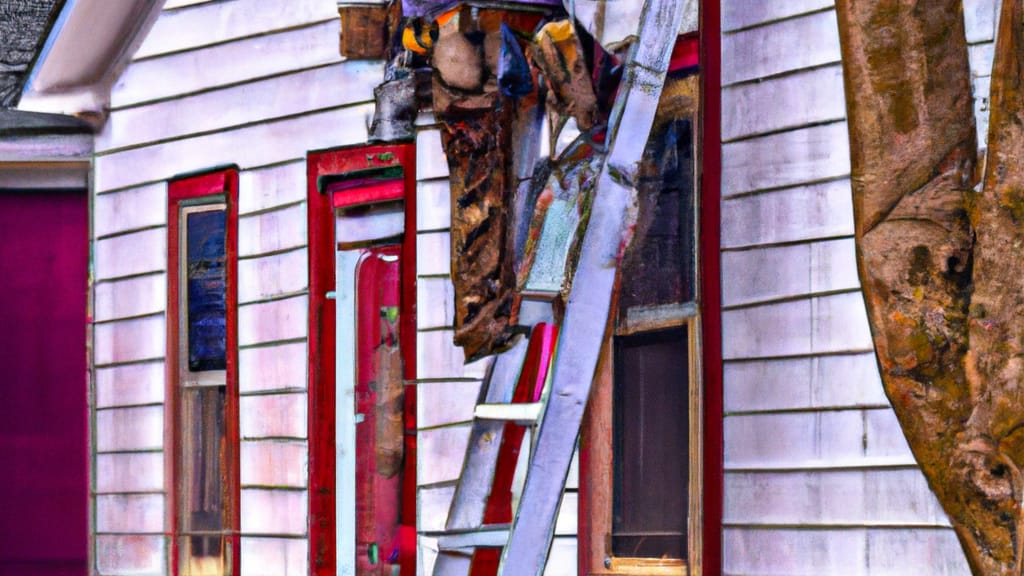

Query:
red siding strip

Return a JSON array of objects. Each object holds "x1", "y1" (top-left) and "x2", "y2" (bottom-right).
[{"x1": 331, "y1": 179, "x2": 405, "y2": 209}]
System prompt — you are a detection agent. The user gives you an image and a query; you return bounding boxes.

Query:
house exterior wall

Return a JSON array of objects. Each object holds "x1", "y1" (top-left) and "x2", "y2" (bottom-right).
[{"x1": 718, "y1": 1, "x2": 995, "y2": 574}]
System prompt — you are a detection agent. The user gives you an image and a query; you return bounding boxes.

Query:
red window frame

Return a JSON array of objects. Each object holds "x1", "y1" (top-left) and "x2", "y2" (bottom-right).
[
  {"x1": 166, "y1": 167, "x2": 241, "y2": 576},
  {"x1": 307, "y1": 144, "x2": 417, "y2": 576}
]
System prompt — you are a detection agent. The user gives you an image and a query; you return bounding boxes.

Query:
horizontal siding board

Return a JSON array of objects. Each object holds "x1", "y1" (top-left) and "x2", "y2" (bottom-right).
[
  {"x1": 112, "y1": 20, "x2": 342, "y2": 108},
  {"x1": 96, "y1": 406, "x2": 164, "y2": 452},
  {"x1": 969, "y1": 42, "x2": 995, "y2": 80},
  {"x1": 240, "y1": 439, "x2": 308, "y2": 488},
  {"x1": 239, "y1": 393, "x2": 307, "y2": 439},
  {"x1": 721, "y1": 10, "x2": 841, "y2": 86},
  {"x1": 418, "y1": 424, "x2": 472, "y2": 485},
  {"x1": 94, "y1": 228, "x2": 166, "y2": 280},
  {"x1": 722, "y1": 121, "x2": 851, "y2": 197},
  {"x1": 238, "y1": 203, "x2": 307, "y2": 258},
  {"x1": 416, "y1": 129, "x2": 449, "y2": 180},
  {"x1": 93, "y1": 183, "x2": 167, "y2": 236},
  {"x1": 724, "y1": 527, "x2": 867, "y2": 576},
  {"x1": 724, "y1": 353, "x2": 887, "y2": 413},
  {"x1": 722, "y1": 0, "x2": 833, "y2": 33},
  {"x1": 239, "y1": 162, "x2": 306, "y2": 215},
  {"x1": 417, "y1": 379, "x2": 481, "y2": 429},
  {"x1": 416, "y1": 330, "x2": 490, "y2": 380},
  {"x1": 724, "y1": 468, "x2": 950, "y2": 526},
  {"x1": 135, "y1": 0, "x2": 338, "y2": 59},
  {"x1": 240, "y1": 488, "x2": 308, "y2": 535},
  {"x1": 238, "y1": 295, "x2": 307, "y2": 347},
  {"x1": 239, "y1": 536, "x2": 309, "y2": 576},
  {"x1": 965, "y1": 0, "x2": 998, "y2": 44},
  {"x1": 94, "y1": 273, "x2": 167, "y2": 322},
  {"x1": 417, "y1": 231, "x2": 451, "y2": 277},
  {"x1": 722, "y1": 238, "x2": 859, "y2": 307},
  {"x1": 724, "y1": 409, "x2": 913, "y2": 470},
  {"x1": 721, "y1": 179, "x2": 854, "y2": 249},
  {"x1": 418, "y1": 483, "x2": 455, "y2": 532},
  {"x1": 95, "y1": 361, "x2": 166, "y2": 409},
  {"x1": 417, "y1": 179, "x2": 451, "y2": 232},
  {"x1": 975, "y1": 75, "x2": 992, "y2": 147},
  {"x1": 99, "y1": 62, "x2": 378, "y2": 152},
  {"x1": 722, "y1": 64, "x2": 846, "y2": 141},
  {"x1": 417, "y1": 276, "x2": 456, "y2": 330},
  {"x1": 865, "y1": 528, "x2": 970, "y2": 574},
  {"x1": 543, "y1": 538, "x2": 577, "y2": 576},
  {"x1": 95, "y1": 534, "x2": 166, "y2": 575},
  {"x1": 238, "y1": 341, "x2": 307, "y2": 393},
  {"x1": 94, "y1": 315, "x2": 166, "y2": 365},
  {"x1": 96, "y1": 452, "x2": 164, "y2": 493},
  {"x1": 96, "y1": 494, "x2": 165, "y2": 534},
  {"x1": 722, "y1": 292, "x2": 872, "y2": 359},
  {"x1": 238, "y1": 248, "x2": 308, "y2": 305},
  {"x1": 94, "y1": 103, "x2": 373, "y2": 192}
]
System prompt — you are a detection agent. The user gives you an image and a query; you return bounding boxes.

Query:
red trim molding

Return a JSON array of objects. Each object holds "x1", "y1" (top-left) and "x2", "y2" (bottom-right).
[
  {"x1": 307, "y1": 144, "x2": 417, "y2": 576},
  {"x1": 166, "y1": 167, "x2": 240, "y2": 576}
]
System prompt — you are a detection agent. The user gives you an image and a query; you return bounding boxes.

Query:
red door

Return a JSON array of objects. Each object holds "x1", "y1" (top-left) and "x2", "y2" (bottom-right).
[{"x1": 0, "y1": 191, "x2": 88, "y2": 575}]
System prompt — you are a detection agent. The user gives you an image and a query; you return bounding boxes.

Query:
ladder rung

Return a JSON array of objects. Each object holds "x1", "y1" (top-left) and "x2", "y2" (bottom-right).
[
  {"x1": 474, "y1": 402, "x2": 543, "y2": 424},
  {"x1": 437, "y1": 526, "x2": 510, "y2": 552}
]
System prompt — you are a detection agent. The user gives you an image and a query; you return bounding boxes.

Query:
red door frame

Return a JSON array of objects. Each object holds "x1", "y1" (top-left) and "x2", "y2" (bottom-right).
[
  {"x1": 307, "y1": 144, "x2": 418, "y2": 576},
  {"x1": 166, "y1": 167, "x2": 241, "y2": 576}
]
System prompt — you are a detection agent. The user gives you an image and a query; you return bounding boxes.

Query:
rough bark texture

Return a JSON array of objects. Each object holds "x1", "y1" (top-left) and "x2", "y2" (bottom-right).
[
  {"x1": 836, "y1": 1, "x2": 1024, "y2": 573},
  {"x1": 0, "y1": 0, "x2": 62, "y2": 107}
]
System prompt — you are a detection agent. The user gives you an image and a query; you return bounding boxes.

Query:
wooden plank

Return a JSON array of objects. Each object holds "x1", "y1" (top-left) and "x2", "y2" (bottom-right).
[
  {"x1": 416, "y1": 128, "x2": 449, "y2": 180},
  {"x1": 93, "y1": 183, "x2": 166, "y2": 236},
  {"x1": 721, "y1": 9, "x2": 841, "y2": 86},
  {"x1": 722, "y1": 121, "x2": 851, "y2": 197},
  {"x1": 721, "y1": 179, "x2": 854, "y2": 249},
  {"x1": 239, "y1": 203, "x2": 307, "y2": 258},
  {"x1": 0, "y1": 133, "x2": 92, "y2": 162},
  {"x1": 417, "y1": 276, "x2": 456, "y2": 330},
  {"x1": 975, "y1": 75, "x2": 992, "y2": 148},
  {"x1": 95, "y1": 494, "x2": 165, "y2": 534},
  {"x1": 240, "y1": 439, "x2": 308, "y2": 488},
  {"x1": 417, "y1": 424, "x2": 472, "y2": 486},
  {"x1": 239, "y1": 162, "x2": 305, "y2": 215},
  {"x1": 417, "y1": 379, "x2": 482, "y2": 429},
  {"x1": 95, "y1": 535, "x2": 166, "y2": 575},
  {"x1": 238, "y1": 248, "x2": 308, "y2": 305},
  {"x1": 94, "y1": 228, "x2": 166, "y2": 280},
  {"x1": 239, "y1": 537, "x2": 309, "y2": 576},
  {"x1": 474, "y1": 402, "x2": 543, "y2": 424},
  {"x1": 95, "y1": 361, "x2": 165, "y2": 409},
  {"x1": 96, "y1": 406, "x2": 164, "y2": 452},
  {"x1": 723, "y1": 353, "x2": 887, "y2": 413},
  {"x1": 98, "y1": 62, "x2": 378, "y2": 152},
  {"x1": 723, "y1": 469, "x2": 951, "y2": 526},
  {"x1": 724, "y1": 528, "x2": 866, "y2": 575},
  {"x1": 965, "y1": 0, "x2": 999, "y2": 43},
  {"x1": 724, "y1": 409, "x2": 914, "y2": 470},
  {"x1": 542, "y1": 537, "x2": 577, "y2": 576},
  {"x1": 722, "y1": 64, "x2": 846, "y2": 141},
  {"x1": 237, "y1": 294, "x2": 307, "y2": 347},
  {"x1": 135, "y1": 0, "x2": 337, "y2": 59},
  {"x1": 417, "y1": 179, "x2": 451, "y2": 232},
  {"x1": 722, "y1": 292, "x2": 873, "y2": 359},
  {"x1": 94, "y1": 315, "x2": 166, "y2": 365},
  {"x1": 721, "y1": 238, "x2": 859, "y2": 307},
  {"x1": 94, "y1": 103, "x2": 373, "y2": 193},
  {"x1": 865, "y1": 528, "x2": 972, "y2": 574},
  {"x1": 112, "y1": 20, "x2": 342, "y2": 108},
  {"x1": 239, "y1": 393, "x2": 307, "y2": 439},
  {"x1": 554, "y1": 492, "x2": 578, "y2": 536},
  {"x1": 419, "y1": 483, "x2": 457, "y2": 532},
  {"x1": 162, "y1": 0, "x2": 216, "y2": 9},
  {"x1": 238, "y1": 341, "x2": 307, "y2": 394},
  {"x1": 722, "y1": 0, "x2": 834, "y2": 33},
  {"x1": 239, "y1": 488, "x2": 308, "y2": 535},
  {"x1": 416, "y1": 330, "x2": 491, "y2": 380},
  {"x1": 416, "y1": 231, "x2": 451, "y2": 277},
  {"x1": 94, "y1": 273, "x2": 167, "y2": 322},
  {"x1": 0, "y1": 163, "x2": 88, "y2": 189},
  {"x1": 969, "y1": 41, "x2": 995, "y2": 79},
  {"x1": 95, "y1": 452, "x2": 164, "y2": 493}
]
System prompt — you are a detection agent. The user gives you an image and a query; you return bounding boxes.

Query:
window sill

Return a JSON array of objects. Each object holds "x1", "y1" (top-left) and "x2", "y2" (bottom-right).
[{"x1": 591, "y1": 558, "x2": 687, "y2": 576}]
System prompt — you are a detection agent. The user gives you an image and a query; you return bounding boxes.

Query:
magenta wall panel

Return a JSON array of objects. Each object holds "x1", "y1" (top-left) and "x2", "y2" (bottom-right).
[{"x1": 0, "y1": 191, "x2": 88, "y2": 576}]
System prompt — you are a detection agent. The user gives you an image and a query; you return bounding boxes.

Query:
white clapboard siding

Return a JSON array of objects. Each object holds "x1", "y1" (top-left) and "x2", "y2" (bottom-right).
[
  {"x1": 722, "y1": 0, "x2": 833, "y2": 33},
  {"x1": 240, "y1": 537, "x2": 309, "y2": 576},
  {"x1": 721, "y1": 9, "x2": 841, "y2": 86},
  {"x1": 543, "y1": 538, "x2": 578, "y2": 576},
  {"x1": 722, "y1": 64, "x2": 846, "y2": 141},
  {"x1": 111, "y1": 20, "x2": 342, "y2": 109},
  {"x1": 93, "y1": 228, "x2": 166, "y2": 280},
  {"x1": 162, "y1": 0, "x2": 215, "y2": 10},
  {"x1": 725, "y1": 409, "x2": 914, "y2": 470},
  {"x1": 238, "y1": 248, "x2": 308, "y2": 305},
  {"x1": 239, "y1": 161, "x2": 307, "y2": 216},
  {"x1": 417, "y1": 178, "x2": 452, "y2": 232},
  {"x1": 239, "y1": 341, "x2": 308, "y2": 394},
  {"x1": 721, "y1": 179, "x2": 854, "y2": 249},
  {"x1": 95, "y1": 406, "x2": 164, "y2": 453},
  {"x1": 95, "y1": 534, "x2": 166, "y2": 576},
  {"x1": 94, "y1": 103, "x2": 374, "y2": 193},
  {"x1": 417, "y1": 379, "x2": 482, "y2": 429},
  {"x1": 238, "y1": 295, "x2": 308, "y2": 347},
  {"x1": 724, "y1": 469, "x2": 950, "y2": 527},
  {"x1": 724, "y1": 352, "x2": 888, "y2": 413},
  {"x1": 96, "y1": 452, "x2": 165, "y2": 493},
  {"x1": 240, "y1": 488, "x2": 308, "y2": 535},
  {"x1": 238, "y1": 203, "x2": 307, "y2": 258},
  {"x1": 965, "y1": 0, "x2": 999, "y2": 44},
  {"x1": 134, "y1": 0, "x2": 338, "y2": 60},
  {"x1": 98, "y1": 62, "x2": 380, "y2": 153},
  {"x1": 96, "y1": 494, "x2": 165, "y2": 534},
  {"x1": 240, "y1": 440, "x2": 308, "y2": 488},
  {"x1": 416, "y1": 231, "x2": 451, "y2": 277},
  {"x1": 416, "y1": 128, "x2": 450, "y2": 180},
  {"x1": 417, "y1": 424, "x2": 472, "y2": 486},
  {"x1": 93, "y1": 182, "x2": 167, "y2": 236},
  {"x1": 95, "y1": 361, "x2": 166, "y2": 409},
  {"x1": 94, "y1": 315, "x2": 166, "y2": 366},
  {"x1": 721, "y1": 238, "x2": 859, "y2": 308},
  {"x1": 94, "y1": 273, "x2": 167, "y2": 323},
  {"x1": 417, "y1": 276, "x2": 456, "y2": 330},
  {"x1": 416, "y1": 330, "x2": 491, "y2": 380},
  {"x1": 239, "y1": 393, "x2": 307, "y2": 440},
  {"x1": 721, "y1": 291, "x2": 873, "y2": 360}
]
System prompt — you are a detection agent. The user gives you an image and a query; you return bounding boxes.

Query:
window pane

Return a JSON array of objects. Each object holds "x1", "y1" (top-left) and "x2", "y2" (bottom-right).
[
  {"x1": 613, "y1": 328, "x2": 689, "y2": 559},
  {"x1": 183, "y1": 386, "x2": 227, "y2": 536},
  {"x1": 186, "y1": 209, "x2": 227, "y2": 372}
]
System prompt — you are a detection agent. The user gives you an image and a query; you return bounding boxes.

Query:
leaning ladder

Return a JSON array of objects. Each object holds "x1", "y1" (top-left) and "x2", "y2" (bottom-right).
[{"x1": 431, "y1": 1, "x2": 687, "y2": 574}]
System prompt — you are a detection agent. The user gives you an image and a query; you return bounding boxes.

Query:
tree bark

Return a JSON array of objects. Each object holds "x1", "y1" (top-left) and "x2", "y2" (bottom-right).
[{"x1": 836, "y1": 0, "x2": 1024, "y2": 573}]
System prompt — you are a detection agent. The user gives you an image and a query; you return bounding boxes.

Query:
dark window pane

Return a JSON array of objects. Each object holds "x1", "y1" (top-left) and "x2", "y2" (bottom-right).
[
  {"x1": 184, "y1": 386, "x2": 226, "y2": 539},
  {"x1": 619, "y1": 117, "x2": 696, "y2": 312},
  {"x1": 186, "y1": 209, "x2": 227, "y2": 371},
  {"x1": 613, "y1": 328, "x2": 689, "y2": 559}
]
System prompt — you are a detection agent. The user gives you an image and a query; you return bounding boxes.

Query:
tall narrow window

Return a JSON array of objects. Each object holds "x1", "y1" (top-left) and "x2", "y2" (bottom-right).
[{"x1": 169, "y1": 169, "x2": 239, "y2": 576}]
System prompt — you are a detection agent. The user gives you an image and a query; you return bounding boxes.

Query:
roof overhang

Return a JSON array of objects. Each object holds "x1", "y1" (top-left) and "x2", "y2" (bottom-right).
[
  {"x1": 0, "y1": 109, "x2": 92, "y2": 189},
  {"x1": 17, "y1": 0, "x2": 164, "y2": 124}
]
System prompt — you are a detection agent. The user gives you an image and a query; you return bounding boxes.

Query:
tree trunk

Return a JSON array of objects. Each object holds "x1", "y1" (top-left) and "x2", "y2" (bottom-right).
[{"x1": 836, "y1": 0, "x2": 1024, "y2": 573}]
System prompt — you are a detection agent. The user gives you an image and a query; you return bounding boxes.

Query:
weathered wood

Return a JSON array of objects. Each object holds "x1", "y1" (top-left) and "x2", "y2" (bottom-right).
[{"x1": 721, "y1": 9, "x2": 842, "y2": 86}]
